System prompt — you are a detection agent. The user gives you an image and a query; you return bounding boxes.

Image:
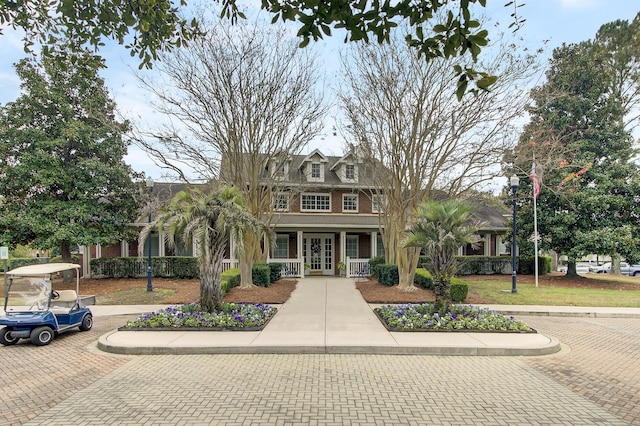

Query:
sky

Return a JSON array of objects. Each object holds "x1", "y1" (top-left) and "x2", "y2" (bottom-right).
[{"x1": 0, "y1": 0, "x2": 638, "y2": 182}]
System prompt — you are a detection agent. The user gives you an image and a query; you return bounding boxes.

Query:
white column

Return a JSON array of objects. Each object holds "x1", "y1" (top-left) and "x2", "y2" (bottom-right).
[
  {"x1": 96, "y1": 244, "x2": 102, "y2": 259},
  {"x1": 297, "y1": 231, "x2": 304, "y2": 278},
  {"x1": 483, "y1": 234, "x2": 490, "y2": 256},
  {"x1": 159, "y1": 231, "x2": 166, "y2": 256},
  {"x1": 371, "y1": 231, "x2": 377, "y2": 258},
  {"x1": 121, "y1": 241, "x2": 128, "y2": 257},
  {"x1": 82, "y1": 246, "x2": 91, "y2": 278},
  {"x1": 340, "y1": 231, "x2": 346, "y2": 263}
]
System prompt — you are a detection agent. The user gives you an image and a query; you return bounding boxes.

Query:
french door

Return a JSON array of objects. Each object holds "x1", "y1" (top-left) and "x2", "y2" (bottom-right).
[{"x1": 303, "y1": 234, "x2": 334, "y2": 275}]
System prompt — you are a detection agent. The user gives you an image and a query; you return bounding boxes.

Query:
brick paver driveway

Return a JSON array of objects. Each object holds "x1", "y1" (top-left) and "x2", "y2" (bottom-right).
[{"x1": 1, "y1": 314, "x2": 639, "y2": 425}]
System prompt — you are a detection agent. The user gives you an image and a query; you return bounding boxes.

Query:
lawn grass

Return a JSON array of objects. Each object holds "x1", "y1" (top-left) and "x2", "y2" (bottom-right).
[
  {"x1": 96, "y1": 288, "x2": 175, "y2": 305},
  {"x1": 468, "y1": 279, "x2": 640, "y2": 307}
]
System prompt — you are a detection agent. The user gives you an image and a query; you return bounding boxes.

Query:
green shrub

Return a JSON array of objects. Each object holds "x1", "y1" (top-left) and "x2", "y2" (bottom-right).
[
  {"x1": 267, "y1": 263, "x2": 283, "y2": 282},
  {"x1": 89, "y1": 256, "x2": 199, "y2": 278},
  {"x1": 377, "y1": 264, "x2": 399, "y2": 286},
  {"x1": 456, "y1": 256, "x2": 512, "y2": 275},
  {"x1": 450, "y1": 278, "x2": 469, "y2": 302},
  {"x1": 413, "y1": 268, "x2": 433, "y2": 290},
  {"x1": 221, "y1": 268, "x2": 241, "y2": 294},
  {"x1": 8, "y1": 257, "x2": 43, "y2": 270},
  {"x1": 518, "y1": 256, "x2": 552, "y2": 275},
  {"x1": 368, "y1": 255, "x2": 386, "y2": 278},
  {"x1": 252, "y1": 263, "x2": 270, "y2": 287}
]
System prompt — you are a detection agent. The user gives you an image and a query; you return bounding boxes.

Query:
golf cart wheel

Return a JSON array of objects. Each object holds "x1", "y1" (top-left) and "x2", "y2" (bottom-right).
[
  {"x1": 30, "y1": 327, "x2": 54, "y2": 346},
  {"x1": 79, "y1": 314, "x2": 93, "y2": 331},
  {"x1": 0, "y1": 328, "x2": 19, "y2": 346}
]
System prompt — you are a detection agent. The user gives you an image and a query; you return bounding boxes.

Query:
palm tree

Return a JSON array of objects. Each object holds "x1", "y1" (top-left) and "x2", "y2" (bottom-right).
[
  {"x1": 404, "y1": 199, "x2": 482, "y2": 311},
  {"x1": 140, "y1": 185, "x2": 272, "y2": 312}
]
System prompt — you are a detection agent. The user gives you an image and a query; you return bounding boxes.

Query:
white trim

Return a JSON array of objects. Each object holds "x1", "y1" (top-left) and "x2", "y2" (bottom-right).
[{"x1": 274, "y1": 193, "x2": 289, "y2": 212}]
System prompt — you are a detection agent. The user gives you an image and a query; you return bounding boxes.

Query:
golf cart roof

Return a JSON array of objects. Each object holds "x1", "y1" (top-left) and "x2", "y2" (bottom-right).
[{"x1": 7, "y1": 263, "x2": 80, "y2": 276}]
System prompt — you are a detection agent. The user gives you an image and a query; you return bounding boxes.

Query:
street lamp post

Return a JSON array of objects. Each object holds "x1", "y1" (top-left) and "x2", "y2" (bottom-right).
[
  {"x1": 146, "y1": 177, "x2": 154, "y2": 292},
  {"x1": 510, "y1": 174, "x2": 520, "y2": 294}
]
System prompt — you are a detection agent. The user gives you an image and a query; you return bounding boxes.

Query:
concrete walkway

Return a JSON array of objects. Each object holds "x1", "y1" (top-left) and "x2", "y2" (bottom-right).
[{"x1": 93, "y1": 277, "x2": 591, "y2": 356}]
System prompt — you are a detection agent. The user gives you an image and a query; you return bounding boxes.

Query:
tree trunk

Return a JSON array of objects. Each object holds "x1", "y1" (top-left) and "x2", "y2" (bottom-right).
[
  {"x1": 397, "y1": 247, "x2": 420, "y2": 291},
  {"x1": 199, "y1": 227, "x2": 225, "y2": 312},
  {"x1": 238, "y1": 256, "x2": 255, "y2": 289},
  {"x1": 433, "y1": 276, "x2": 451, "y2": 312},
  {"x1": 565, "y1": 260, "x2": 578, "y2": 277},
  {"x1": 60, "y1": 241, "x2": 74, "y2": 283},
  {"x1": 238, "y1": 233, "x2": 259, "y2": 288}
]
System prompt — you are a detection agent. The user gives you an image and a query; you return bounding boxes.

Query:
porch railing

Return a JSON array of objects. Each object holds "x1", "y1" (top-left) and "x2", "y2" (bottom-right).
[
  {"x1": 222, "y1": 259, "x2": 239, "y2": 272},
  {"x1": 267, "y1": 258, "x2": 305, "y2": 278},
  {"x1": 346, "y1": 257, "x2": 371, "y2": 278}
]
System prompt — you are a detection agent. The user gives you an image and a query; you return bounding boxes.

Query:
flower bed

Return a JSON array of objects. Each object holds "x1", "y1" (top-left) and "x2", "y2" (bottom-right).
[
  {"x1": 374, "y1": 303, "x2": 534, "y2": 333},
  {"x1": 120, "y1": 302, "x2": 277, "y2": 331}
]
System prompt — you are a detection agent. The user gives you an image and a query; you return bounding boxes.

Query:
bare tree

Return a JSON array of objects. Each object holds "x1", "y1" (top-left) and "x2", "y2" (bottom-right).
[
  {"x1": 338, "y1": 27, "x2": 543, "y2": 291},
  {"x1": 135, "y1": 20, "x2": 327, "y2": 287}
]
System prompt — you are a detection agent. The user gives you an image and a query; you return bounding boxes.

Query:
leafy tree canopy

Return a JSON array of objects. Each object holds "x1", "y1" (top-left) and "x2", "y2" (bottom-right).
[
  {"x1": 508, "y1": 15, "x2": 640, "y2": 273},
  {"x1": 0, "y1": 44, "x2": 143, "y2": 259},
  {"x1": 0, "y1": 0, "x2": 519, "y2": 97}
]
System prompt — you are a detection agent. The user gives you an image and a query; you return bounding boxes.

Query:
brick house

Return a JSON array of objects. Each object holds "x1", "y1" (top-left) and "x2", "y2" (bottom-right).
[{"x1": 82, "y1": 149, "x2": 510, "y2": 277}]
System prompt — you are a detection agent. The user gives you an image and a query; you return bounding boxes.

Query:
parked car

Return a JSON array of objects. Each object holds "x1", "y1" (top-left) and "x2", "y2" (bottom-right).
[
  {"x1": 0, "y1": 263, "x2": 93, "y2": 346},
  {"x1": 557, "y1": 262, "x2": 592, "y2": 274},
  {"x1": 590, "y1": 262, "x2": 640, "y2": 276}
]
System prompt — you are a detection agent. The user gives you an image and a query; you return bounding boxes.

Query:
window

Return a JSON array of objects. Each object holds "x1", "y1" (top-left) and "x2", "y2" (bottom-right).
[
  {"x1": 273, "y1": 234, "x2": 289, "y2": 259},
  {"x1": 274, "y1": 194, "x2": 289, "y2": 211},
  {"x1": 372, "y1": 195, "x2": 385, "y2": 213},
  {"x1": 342, "y1": 194, "x2": 358, "y2": 212},
  {"x1": 345, "y1": 164, "x2": 355, "y2": 179},
  {"x1": 346, "y1": 235, "x2": 358, "y2": 259},
  {"x1": 376, "y1": 234, "x2": 385, "y2": 257},
  {"x1": 301, "y1": 194, "x2": 331, "y2": 211},
  {"x1": 311, "y1": 163, "x2": 321, "y2": 178}
]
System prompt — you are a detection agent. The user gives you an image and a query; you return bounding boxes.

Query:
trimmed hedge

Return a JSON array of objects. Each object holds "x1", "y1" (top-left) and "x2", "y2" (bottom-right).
[
  {"x1": 221, "y1": 268, "x2": 241, "y2": 294},
  {"x1": 90, "y1": 256, "x2": 199, "y2": 278},
  {"x1": 7, "y1": 257, "x2": 45, "y2": 270},
  {"x1": 413, "y1": 268, "x2": 433, "y2": 290},
  {"x1": 252, "y1": 263, "x2": 271, "y2": 287},
  {"x1": 519, "y1": 256, "x2": 552, "y2": 275},
  {"x1": 368, "y1": 255, "x2": 386, "y2": 279},
  {"x1": 377, "y1": 264, "x2": 399, "y2": 286},
  {"x1": 267, "y1": 263, "x2": 282, "y2": 282},
  {"x1": 420, "y1": 255, "x2": 553, "y2": 276},
  {"x1": 450, "y1": 278, "x2": 469, "y2": 302}
]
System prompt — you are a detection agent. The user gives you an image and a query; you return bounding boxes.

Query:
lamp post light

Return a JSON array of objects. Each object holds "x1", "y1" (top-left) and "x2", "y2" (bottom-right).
[
  {"x1": 146, "y1": 177, "x2": 154, "y2": 292},
  {"x1": 510, "y1": 174, "x2": 520, "y2": 294}
]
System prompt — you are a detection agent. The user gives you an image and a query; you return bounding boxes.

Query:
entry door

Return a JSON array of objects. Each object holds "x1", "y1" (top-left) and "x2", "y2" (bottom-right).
[{"x1": 303, "y1": 234, "x2": 334, "y2": 275}]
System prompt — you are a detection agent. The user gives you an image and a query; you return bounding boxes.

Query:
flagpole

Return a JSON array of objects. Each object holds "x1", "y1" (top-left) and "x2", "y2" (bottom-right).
[
  {"x1": 532, "y1": 157, "x2": 539, "y2": 288},
  {"x1": 533, "y1": 184, "x2": 539, "y2": 288}
]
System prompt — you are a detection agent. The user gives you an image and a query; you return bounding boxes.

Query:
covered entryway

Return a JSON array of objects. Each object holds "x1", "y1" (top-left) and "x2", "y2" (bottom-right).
[{"x1": 304, "y1": 234, "x2": 334, "y2": 275}]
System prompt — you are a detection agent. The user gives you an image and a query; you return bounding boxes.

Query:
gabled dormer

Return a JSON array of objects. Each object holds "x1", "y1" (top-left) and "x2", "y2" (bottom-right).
[
  {"x1": 330, "y1": 152, "x2": 360, "y2": 184},
  {"x1": 266, "y1": 154, "x2": 292, "y2": 181},
  {"x1": 298, "y1": 149, "x2": 328, "y2": 183}
]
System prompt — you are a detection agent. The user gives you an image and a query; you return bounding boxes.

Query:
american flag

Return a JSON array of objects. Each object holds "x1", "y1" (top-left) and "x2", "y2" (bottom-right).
[{"x1": 530, "y1": 161, "x2": 541, "y2": 199}]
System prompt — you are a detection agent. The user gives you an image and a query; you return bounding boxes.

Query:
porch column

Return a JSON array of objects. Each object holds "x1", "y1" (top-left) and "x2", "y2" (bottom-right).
[
  {"x1": 82, "y1": 245, "x2": 91, "y2": 278},
  {"x1": 483, "y1": 234, "x2": 490, "y2": 256},
  {"x1": 340, "y1": 231, "x2": 346, "y2": 263},
  {"x1": 371, "y1": 231, "x2": 377, "y2": 258},
  {"x1": 96, "y1": 244, "x2": 102, "y2": 259},
  {"x1": 121, "y1": 241, "x2": 129, "y2": 257},
  {"x1": 297, "y1": 231, "x2": 304, "y2": 278},
  {"x1": 159, "y1": 231, "x2": 166, "y2": 257}
]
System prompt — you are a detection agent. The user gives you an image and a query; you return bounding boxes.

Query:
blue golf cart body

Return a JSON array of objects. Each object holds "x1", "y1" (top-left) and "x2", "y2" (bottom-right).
[{"x1": 0, "y1": 263, "x2": 93, "y2": 346}]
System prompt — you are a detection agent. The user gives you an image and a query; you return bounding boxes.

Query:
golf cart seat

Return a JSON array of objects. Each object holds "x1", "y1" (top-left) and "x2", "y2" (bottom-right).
[{"x1": 50, "y1": 290, "x2": 79, "y2": 313}]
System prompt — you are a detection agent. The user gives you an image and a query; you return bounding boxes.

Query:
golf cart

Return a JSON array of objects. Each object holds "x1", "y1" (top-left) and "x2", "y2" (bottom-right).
[{"x1": 0, "y1": 263, "x2": 93, "y2": 346}]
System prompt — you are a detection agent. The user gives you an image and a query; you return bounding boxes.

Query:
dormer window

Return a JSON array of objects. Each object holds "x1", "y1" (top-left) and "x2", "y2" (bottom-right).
[
  {"x1": 311, "y1": 163, "x2": 321, "y2": 179},
  {"x1": 345, "y1": 164, "x2": 355, "y2": 179}
]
